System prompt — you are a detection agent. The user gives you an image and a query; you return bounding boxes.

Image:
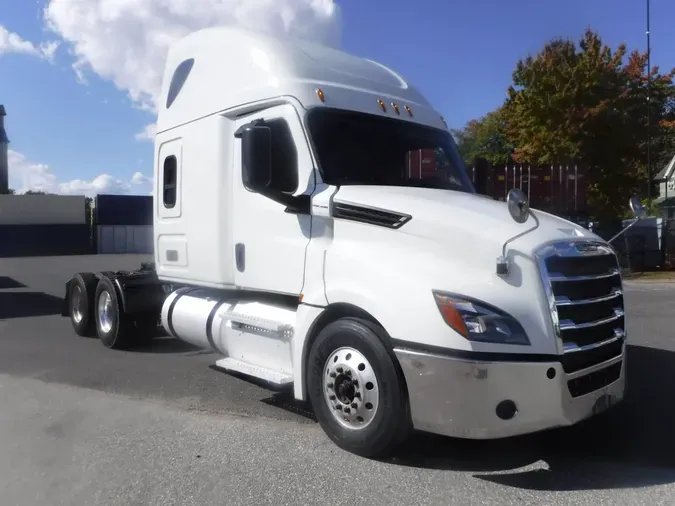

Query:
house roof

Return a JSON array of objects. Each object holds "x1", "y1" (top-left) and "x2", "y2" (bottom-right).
[{"x1": 654, "y1": 153, "x2": 675, "y2": 181}]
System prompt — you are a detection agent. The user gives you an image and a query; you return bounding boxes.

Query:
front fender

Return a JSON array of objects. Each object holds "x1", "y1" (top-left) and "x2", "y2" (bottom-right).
[
  {"x1": 323, "y1": 231, "x2": 557, "y2": 355},
  {"x1": 323, "y1": 239, "x2": 469, "y2": 351}
]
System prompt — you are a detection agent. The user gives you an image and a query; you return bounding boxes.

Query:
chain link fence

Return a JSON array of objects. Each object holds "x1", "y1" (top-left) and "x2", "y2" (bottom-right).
[{"x1": 662, "y1": 218, "x2": 675, "y2": 270}]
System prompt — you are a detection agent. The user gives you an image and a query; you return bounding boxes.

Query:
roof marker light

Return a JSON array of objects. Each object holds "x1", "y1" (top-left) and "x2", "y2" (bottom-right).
[
  {"x1": 316, "y1": 89, "x2": 325, "y2": 102},
  {"x1": 377, "y1": 99, "x2": 387, "y2": 112},
  {"x1": 404, "y1": 105, "x2": 413, "y2": 117},
  {"x1": 391, "y1": 102, "x2": 400, "y2": 115}
]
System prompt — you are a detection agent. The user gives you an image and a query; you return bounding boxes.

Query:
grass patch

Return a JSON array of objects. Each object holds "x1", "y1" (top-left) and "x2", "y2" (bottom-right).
[{"x1": 623, "y1": 270, "x2": 675, "y2": 281}]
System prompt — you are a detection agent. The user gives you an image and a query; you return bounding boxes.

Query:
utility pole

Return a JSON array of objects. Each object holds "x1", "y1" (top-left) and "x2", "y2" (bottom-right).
[
  {"x1": 0, "y1": 105, "x2": 9, "y2": 195},
  {"x1": 646, "y1": 0, "x2": 652, "y2": 202}
]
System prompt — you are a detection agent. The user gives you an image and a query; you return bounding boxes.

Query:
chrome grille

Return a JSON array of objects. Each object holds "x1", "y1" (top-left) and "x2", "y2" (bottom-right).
[{"x1": 536, "y1": 241, "x2": 626, "y2": 374}]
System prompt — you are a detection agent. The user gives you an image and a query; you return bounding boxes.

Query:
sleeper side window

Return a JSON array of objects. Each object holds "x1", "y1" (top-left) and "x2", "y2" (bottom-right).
[
  {"x1": 166, "y1": 58, "x2": 194, "y2": 109},
  {"x1": 266, "y1": 119, "x2": 299, "y2": 194},
  {"x1": 163, "y1": 155, "x2": 177, "y2": 208}
]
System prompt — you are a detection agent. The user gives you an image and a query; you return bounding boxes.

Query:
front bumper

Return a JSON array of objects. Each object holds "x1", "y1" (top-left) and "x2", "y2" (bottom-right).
[{"x1": 394, "y1": 345, "x2": 625, "y2": 439}]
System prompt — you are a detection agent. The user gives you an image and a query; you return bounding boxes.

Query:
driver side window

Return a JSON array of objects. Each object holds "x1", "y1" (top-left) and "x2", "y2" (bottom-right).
[{"x1": 264, "y1": 119, "x2": 299, "y2": 194}]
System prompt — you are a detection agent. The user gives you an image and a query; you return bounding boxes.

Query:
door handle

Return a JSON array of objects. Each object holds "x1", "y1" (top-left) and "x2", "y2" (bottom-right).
[{"x1": 235, "y1": 243, "x2": 245, "y2": 272}]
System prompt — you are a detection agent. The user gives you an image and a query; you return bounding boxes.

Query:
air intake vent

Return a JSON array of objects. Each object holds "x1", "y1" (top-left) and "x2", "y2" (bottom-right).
[{"x1": 332, "y1": 202, "x2": 412, "y2": 229}]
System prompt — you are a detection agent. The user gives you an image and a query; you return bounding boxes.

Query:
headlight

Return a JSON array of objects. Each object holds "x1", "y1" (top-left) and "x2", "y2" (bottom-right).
[{"x1": 432, "y1": 291, "x2": 530, "y2": 345}]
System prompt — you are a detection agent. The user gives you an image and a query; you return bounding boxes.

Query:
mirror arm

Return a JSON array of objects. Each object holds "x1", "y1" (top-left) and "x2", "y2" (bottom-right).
[
  {"x1": 261, "y1": 189, "x2": 311, "y2": 214},
  {"x1": 608, "y1": 219, "x2": 640, "y2": 244},
  {"x1": 234, "y1": 118, "x2": 266, "y2": 139},
  {"x1": 501, "y1": 210, "x2": 540, "y2": 260}
]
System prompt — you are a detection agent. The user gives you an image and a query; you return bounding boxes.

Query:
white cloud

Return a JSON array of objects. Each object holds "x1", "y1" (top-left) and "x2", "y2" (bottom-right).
[
  {"x1": 131, "y1": 171, "x2": 152, "y2": 185},
  {"x1": 0, "y1": 25, "x2": 59, "y2": 62},
  {"x1": 42, "y1": 0, "x2": 342, "y2": 113},
  {"x1": 8, "y1": 149, "x2": 153, "y2": 198},
  {"x1": 2, "y1": 1, "x2": 341, "y2": 192},
  {"x1": 135, "y1": 122, "x2": 157, "y2": 142}
]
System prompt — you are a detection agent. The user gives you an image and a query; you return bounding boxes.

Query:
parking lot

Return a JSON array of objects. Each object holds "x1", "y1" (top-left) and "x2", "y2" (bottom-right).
[{"x1": 1, "y1": 254, "x2": 674, "y2": 505}]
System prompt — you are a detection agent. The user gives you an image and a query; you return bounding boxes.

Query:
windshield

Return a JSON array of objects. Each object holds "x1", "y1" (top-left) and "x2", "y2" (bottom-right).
[{"x1": 306, "y1": 108, "x2": 475, "y2": 194}]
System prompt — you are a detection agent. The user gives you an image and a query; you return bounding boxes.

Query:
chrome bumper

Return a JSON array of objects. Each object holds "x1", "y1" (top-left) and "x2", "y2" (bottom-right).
[{"x1": 394, "y1": 345, "x2": 625, "y2": 439}]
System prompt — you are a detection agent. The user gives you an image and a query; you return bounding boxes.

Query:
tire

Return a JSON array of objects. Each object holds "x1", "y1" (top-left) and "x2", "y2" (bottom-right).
[
  {"x1": 93, "y1": 277, "x2": 135, "y2": 349},
  {"x1": 69, "y1": 273, "x2": 99, "y2": 337},
  {"x1": 307, "y1": 317, "x2": 411, "y2": 458}
]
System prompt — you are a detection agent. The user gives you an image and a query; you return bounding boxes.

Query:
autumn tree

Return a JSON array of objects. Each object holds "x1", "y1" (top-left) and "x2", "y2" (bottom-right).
[
  {"x1": 622, "y1": 50, "x2": 675, "y2": 186},
  {"x1": 500, "y1": 29, "x2": 675, "y2": 219}
]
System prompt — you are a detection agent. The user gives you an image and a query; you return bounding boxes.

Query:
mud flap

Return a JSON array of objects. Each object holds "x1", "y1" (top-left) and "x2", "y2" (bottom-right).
[{"x1": 61, "y1": 279, "x2": 73, "y2": 317}]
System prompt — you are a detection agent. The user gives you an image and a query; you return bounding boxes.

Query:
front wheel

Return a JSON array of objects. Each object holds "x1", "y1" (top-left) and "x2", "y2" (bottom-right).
[{"x1": 307, "y1": 317, "x2": 411, "y2": 458}]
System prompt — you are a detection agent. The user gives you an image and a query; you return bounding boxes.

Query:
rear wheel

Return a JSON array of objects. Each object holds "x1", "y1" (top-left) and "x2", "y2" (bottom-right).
[
  {"x1": 94, "y1": 277, "x2": 135, "y2": 349},
  {"x1": 69, "y1": 273, "x2": 98, "y2": 337},
  {"x1": 307, "y1": 317, "x2": 411, "y2": 458}
]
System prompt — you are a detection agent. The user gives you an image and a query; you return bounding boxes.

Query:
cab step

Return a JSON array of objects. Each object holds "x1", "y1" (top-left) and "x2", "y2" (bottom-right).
[{"x1": 214, "y1": 357, "x2": 293, "y2": 386}]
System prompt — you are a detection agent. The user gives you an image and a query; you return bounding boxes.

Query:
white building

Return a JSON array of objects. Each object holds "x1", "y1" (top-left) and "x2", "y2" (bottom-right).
[{"x1": 654, "y1": 154, "x2": 675, "y2": 217}]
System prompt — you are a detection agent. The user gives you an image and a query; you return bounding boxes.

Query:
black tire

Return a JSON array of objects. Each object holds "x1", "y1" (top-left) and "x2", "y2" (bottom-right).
[
  {"x1": 68, "y1": 273, "x2": 99, "y2": 337},
  {"x1": 93, "y1": 277, "x2": 135, "y2": 349},
  {"x1": 307, "y1": 317, "x2": 411, "y2": 458}
]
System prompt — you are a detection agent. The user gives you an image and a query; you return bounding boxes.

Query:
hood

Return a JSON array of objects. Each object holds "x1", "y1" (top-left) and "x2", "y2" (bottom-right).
[{"x1": 332, "y1": 185, "x2": 601, "y2": 257}]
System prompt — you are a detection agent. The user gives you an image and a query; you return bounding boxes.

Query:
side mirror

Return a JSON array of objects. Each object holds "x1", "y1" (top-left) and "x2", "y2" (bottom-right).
[
  {"x1": 607, "y1": 196, "x2": 649, "y2": 244},
  {"x1": 629, "y1": 196, "x2": 648, "y2": 220},
  {"x1": 496, "y1": 188, "x2": 540, "y2": 275},
  {"x1": 240, "y1": 125, "x2": 272, "y2": 191},
  {"x1": 506, "y1": 188, "x2": 530, "y2": 224}
]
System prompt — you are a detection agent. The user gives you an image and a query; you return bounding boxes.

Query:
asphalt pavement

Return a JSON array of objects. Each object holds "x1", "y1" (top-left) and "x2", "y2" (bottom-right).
[{"x1": 1, "y1": 254, "x2": 675, "y2": 505}]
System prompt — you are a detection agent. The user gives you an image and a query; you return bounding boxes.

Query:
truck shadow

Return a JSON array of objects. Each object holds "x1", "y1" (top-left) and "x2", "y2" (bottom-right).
[
  {"x1": 254, "y1": 345, "x2": 675, "y2": 490},
  {"x1": 0, "y1": 276, "x2": 27, "y2": 289},
  {"x1": 133, "y1": 336, "x2": 212, "y2": 355},
  {"x1": 385, "y1": 344, "x2": 675, "y2": 490},
  {"x1": 0, "y1": 291, "x2": 65, "y2": 319}
]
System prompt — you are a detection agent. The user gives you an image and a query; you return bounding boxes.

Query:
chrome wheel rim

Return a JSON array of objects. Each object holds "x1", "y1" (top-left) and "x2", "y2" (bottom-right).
[
  {"x1": 71, "y1": 286, "x2": 84, "y2": 323},
  {"x1": 322, "y1": 347, "x2": 379, "y2": 430},
  {"x1": 97, "y1": 290, "x2": 114, "y2": 334}
]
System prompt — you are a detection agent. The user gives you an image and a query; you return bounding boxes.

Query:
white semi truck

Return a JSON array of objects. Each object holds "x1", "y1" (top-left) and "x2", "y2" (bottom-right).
[{"x1": 62, "y1": 26, "x2": 643, "y2": 458}]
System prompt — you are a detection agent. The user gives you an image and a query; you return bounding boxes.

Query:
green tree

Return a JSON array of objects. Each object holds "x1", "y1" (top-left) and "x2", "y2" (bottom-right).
[
  {"x1": 452, "y1": 108, "x2": 514, "y2": 166},
  {"x1": 23, "y1": 190, "x2": 54, "y2": 195},
  {"x1": 501, "y1": 29, "x2": 675, "y2": 219},
  {"x1": 85, "y1": 196, "x2": 93, "y2": 225}
]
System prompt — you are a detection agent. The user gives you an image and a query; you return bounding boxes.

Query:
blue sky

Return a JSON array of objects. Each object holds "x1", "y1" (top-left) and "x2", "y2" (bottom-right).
[{"x1": 1, "y1": 0, "x2": 673, "y2": 195}]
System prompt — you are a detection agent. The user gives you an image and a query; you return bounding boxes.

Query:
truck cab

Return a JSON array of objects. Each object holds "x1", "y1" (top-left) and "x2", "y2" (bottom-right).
[{"x1": 64, "y1": 26, "x2": 633, "y2": 458}]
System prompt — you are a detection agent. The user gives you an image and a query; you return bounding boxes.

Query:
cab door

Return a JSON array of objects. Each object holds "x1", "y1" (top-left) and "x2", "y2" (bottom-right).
[{"x1": 231, "y1": 104, "x2": 315, "y2": 295}]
